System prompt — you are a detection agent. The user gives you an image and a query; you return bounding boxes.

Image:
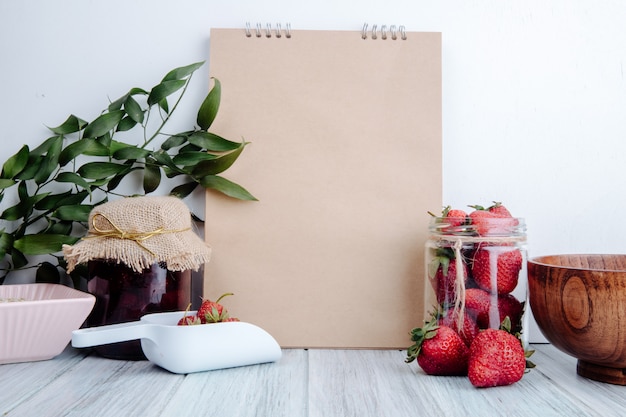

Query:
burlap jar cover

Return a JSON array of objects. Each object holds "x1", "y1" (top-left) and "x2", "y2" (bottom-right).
[{"x1": 63, "y1": 196, "x2": 211, "y2": 273}]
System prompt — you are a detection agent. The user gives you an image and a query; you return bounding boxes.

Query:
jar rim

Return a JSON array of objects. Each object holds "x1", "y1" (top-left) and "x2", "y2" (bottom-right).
[{"x1": 428, "y1": 216, "x2": 526, "y2": 238}]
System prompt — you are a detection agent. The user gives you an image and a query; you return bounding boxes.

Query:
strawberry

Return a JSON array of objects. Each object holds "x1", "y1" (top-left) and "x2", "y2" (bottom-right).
[
  {"x1": 487, "y1": 201, "x2": 513, "y2": 218},
  {"x1": 429, "y1": 206, "x2": 468, "y2": 234},
  {"x1": 467, "y1": 328, "x2": 526, "y2": 387},
  {"x1": 464, "y1": 288, "x2": 493, "y2": 328},
  {"x1": 406, "y1": 320, "x2": 469, "y2": 376},
  {"x1": 428, "y1": 249, "x2": 469, "y2": 304},
  {"x1": 471, "y1": 246, "x2": 522, "y2": 294},
  {"x1": 177, "y1": 315, "x2": 201, "y2": 326},
  {"x1": 498, "y1": 293, "x2": 524, "y2": 332},
  {"x1": 464, "y1": 288, "x2": 523, "y2": 330},
  {"x1": 468, "y1": 209, "x2": 497, "y2": 235},
  {"x1": 222, "y1": 317, "x2": 241, "y2": 322},
  {"x1": 442, "y1": 206, "x2": 468, "y2": 228},
  {"x1": 437, "y1": 308, "x2": 479, "y2": 347},
  {"x1": 468, "y1": 207, "x2": 517, "y2": 236},
  {"x1": 197, "y1": 292, "x2": 233, "y2": 323},
  {"x1": 177, "y1": 303, "x2": 200, "y2": 326}
]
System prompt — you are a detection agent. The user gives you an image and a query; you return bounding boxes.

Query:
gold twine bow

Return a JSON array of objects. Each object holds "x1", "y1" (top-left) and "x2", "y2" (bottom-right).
[{"x1": 85, "y1": 213, "x2": 191, "y2": 257}]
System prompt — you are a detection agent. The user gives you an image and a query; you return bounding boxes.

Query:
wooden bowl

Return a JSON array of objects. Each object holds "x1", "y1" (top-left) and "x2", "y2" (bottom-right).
[{"x1": 528, "y1": 254, "x2": 626, "y2": 385}]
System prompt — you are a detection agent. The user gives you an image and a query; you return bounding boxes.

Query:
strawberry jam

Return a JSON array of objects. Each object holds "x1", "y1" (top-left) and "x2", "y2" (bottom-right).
[{"x1": 86, "y1": 260, "x2": 201, "y2": 360}]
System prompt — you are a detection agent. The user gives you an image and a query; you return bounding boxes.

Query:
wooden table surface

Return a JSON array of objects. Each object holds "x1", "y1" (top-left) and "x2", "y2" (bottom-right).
[{"x1": 1, "y1": 344, "x2": 625, "y2": 417}]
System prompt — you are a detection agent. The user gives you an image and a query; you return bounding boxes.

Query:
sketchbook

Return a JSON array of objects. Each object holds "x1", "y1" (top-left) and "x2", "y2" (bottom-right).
[{"x1": 204, "y1": 24, "x2": 442, "y2": 348}]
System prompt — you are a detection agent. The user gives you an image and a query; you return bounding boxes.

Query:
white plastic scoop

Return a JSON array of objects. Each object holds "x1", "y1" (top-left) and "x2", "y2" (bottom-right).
[{"x1": 72, "y1": 311, "x2": 282, "y2": 374}]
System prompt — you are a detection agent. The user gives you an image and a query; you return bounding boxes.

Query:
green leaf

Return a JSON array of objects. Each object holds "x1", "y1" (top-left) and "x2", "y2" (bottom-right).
[
  {"x1": 143, "y1": 162, "x2": 161, "y2": 193},
  {"x1": 14, "y1": 234, "x2": 80, "y2": 255},
  {"x1": 197, "y1": 78, "x2": 220, "y2": 130},
  {"x1": 34, "y1": 135, "x2": 63, "y2": 184},
  {"x1": 2, "y1": 145, "x2": 29, "y2": 178},
  {"x1": 152, "y1": 150, "x2": 184, "y2": 174},
  {"x1": 30, "y1": 135, "x2": 64, "y2": 157},
  {"x1": 97, "y1": 132, "x2": 112, "y2": 147},
  {"x1": 170, "y1": 181, "x2": 198, "y2": 199},
  {"x1": 129, "y1": 87, "x2": 149, "y2": 96},
  {"x1": 35, "y1": 190, "x2": 90, "y2": 211},
  {"x1": 108, "y1": 93, "x2": 128, "y2": 112},
  {"x1": 45, "y1": 221, "x2": 73, "y2": 236},
  {"x1": 77, "y1": 162, "x2": 131, "y2": 179},
  {"x1": 59, "y1": 138, "x2": 111, "y2": 166},
  {"x1": 198, "y1": 175, "x2": 257, "y2": 201},
  {"x1": 105, "y1": 172, "x2": 127, "y2": 192},
  {"x1": 172, "y1": 151, "x2": 217, "y2": 166},
  {"x1": 48, "y1": 114, "x2": 88, "y2": 135},
  {"x1": 161, "y1": 134, "x2": 188, "y2": 151},
  {"x1": 53, "y1": 205, "x2": 93, "y2": 222},
  {"x1": 124, "y1": 95, "x2": 144, "y2": 124},
  {"x1": 55, "y1": 172, "x2": 93, "y2": 193},
  {"x1": 179, "y1": 143, "x2": 202, "y2": 153},
  {"x1": 83, "y1": 110, "x2": 125, "y2": 138},
  {"x1": 108, "y1": 88, "x2": 149, "y2": 112},
  {"x1": 112, "y1": 146, "x2": 151, "y2": 160},
  {"x1": 17, "y1": 180, "x2": 29, "y2": 201},
  {"x1": 162, "y1": 61, "x2": 204, "y2": 81},
  {"x1": 191, "y1": 143, "x2": 246, "y2": 176},
  {"x1": 108, "y1": 139, "x2": 135, "y2": 155},
  {"x1": 35, "y1": 262, "x2": 61, "y2": 284},
  {"x1": 0, "y1": 232, "x2": 14, "y2": 259},
  {"x1": 14, "y1": 156, "x2": 42, "y2": 180},
  {"x1": 105, "y1": 163, "x2": 139, "y2": 192},
  {"x1": 158, "y1": 98, "x2": 169, "y2": 113},
  {"x1": 188, "y1": 130, "x2": 241, "y2": 152},
  {"x1": 162, "y1": 167, "x2": 184, "y2": 179},
  {"x1": 0, "y1": 193, "x2": 49, "y2": 221},
  {"x1": 10, "y1": 248, "x2": 28, "y2": 269},
  {"x1": 116, "y1": 116, "x2": 138, "y2": 132},
  {"x1": 147, "y1": 80, "x2": 186, "y2": 106},
  {"x1": 0, "y1": 179, "x2": 16, "y2": 190}
]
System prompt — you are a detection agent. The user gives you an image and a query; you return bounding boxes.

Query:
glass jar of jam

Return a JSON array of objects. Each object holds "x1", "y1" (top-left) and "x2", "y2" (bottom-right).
[{"x1": 63, "y1": 195, "x2": 211, "y2": 360}]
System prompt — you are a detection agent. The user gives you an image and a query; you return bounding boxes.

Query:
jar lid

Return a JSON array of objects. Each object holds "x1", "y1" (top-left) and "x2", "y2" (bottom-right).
[{"x1": 63, "y1": 196, "x2": 211, "y2": 273}]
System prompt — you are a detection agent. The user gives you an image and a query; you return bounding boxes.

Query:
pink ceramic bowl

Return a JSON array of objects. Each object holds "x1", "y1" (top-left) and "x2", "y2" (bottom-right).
[{"x1": 0, "y1": 283, "x2": 95, "y2": 364}]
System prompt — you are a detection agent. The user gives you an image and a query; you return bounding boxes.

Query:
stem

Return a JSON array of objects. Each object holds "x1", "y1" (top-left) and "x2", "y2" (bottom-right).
[{"x1": 142, "y1": 75, "x2": 193, "y2": 149}]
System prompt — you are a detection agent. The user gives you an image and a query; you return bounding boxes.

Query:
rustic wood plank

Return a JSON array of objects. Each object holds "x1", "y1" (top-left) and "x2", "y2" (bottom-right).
[
  {"x1": 531, "y1": 344, "x2": 626, "y2": 415},
  {"x1": 308, "y1": 347, "x2": 607, "y2": 417},
  {"x1": 0, "y1": 345, "x2": 84, "y2": 414},
  {"x1": 160, "y1": 349, "x2": 308, "y2": 417},
  {"x1": 2, "y1": 344, "x2": 626, "y2": 417},
  {"x1": 4, "y1": 350, "x2": 183, "y2": 417}
]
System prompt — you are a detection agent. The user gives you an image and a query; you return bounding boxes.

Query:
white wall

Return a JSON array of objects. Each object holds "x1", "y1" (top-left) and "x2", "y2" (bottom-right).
[{"x1": 2, "y1": 0, "x2": 626, "y2": 342}]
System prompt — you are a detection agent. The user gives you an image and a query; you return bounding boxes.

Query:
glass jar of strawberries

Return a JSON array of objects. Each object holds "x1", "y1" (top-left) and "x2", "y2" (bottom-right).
[{"x1": 424, "y1": 202, "x2": 528, "y2": 348}]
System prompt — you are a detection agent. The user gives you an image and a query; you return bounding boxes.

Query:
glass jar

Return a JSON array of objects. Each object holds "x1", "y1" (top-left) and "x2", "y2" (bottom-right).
[
  {"x1": 62, "y1": 195, "x2": 212, "y2": 360},
  {"x1": 424, "y1": 215, "x2": 528, "y2": 347},
  {"x1": 85, "y1": 260, "x2": 202, "y2": 360}
]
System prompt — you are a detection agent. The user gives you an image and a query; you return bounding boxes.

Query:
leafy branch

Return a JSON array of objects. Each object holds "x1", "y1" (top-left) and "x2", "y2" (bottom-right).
[{"x1": 0, "y1": 61, "x2": 255, "y2": 286}]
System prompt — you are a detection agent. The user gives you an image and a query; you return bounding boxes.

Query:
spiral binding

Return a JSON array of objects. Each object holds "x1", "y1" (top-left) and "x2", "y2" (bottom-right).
[
  {"x1": 243, "y1": 22, "x2": 407, "y2": 40},
  {"x1": 245, "y1": 22, "x2": 291, "y2": 38},
  {"x1": 361, "y1": 23, "x2": 407, "y2": 40}
]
